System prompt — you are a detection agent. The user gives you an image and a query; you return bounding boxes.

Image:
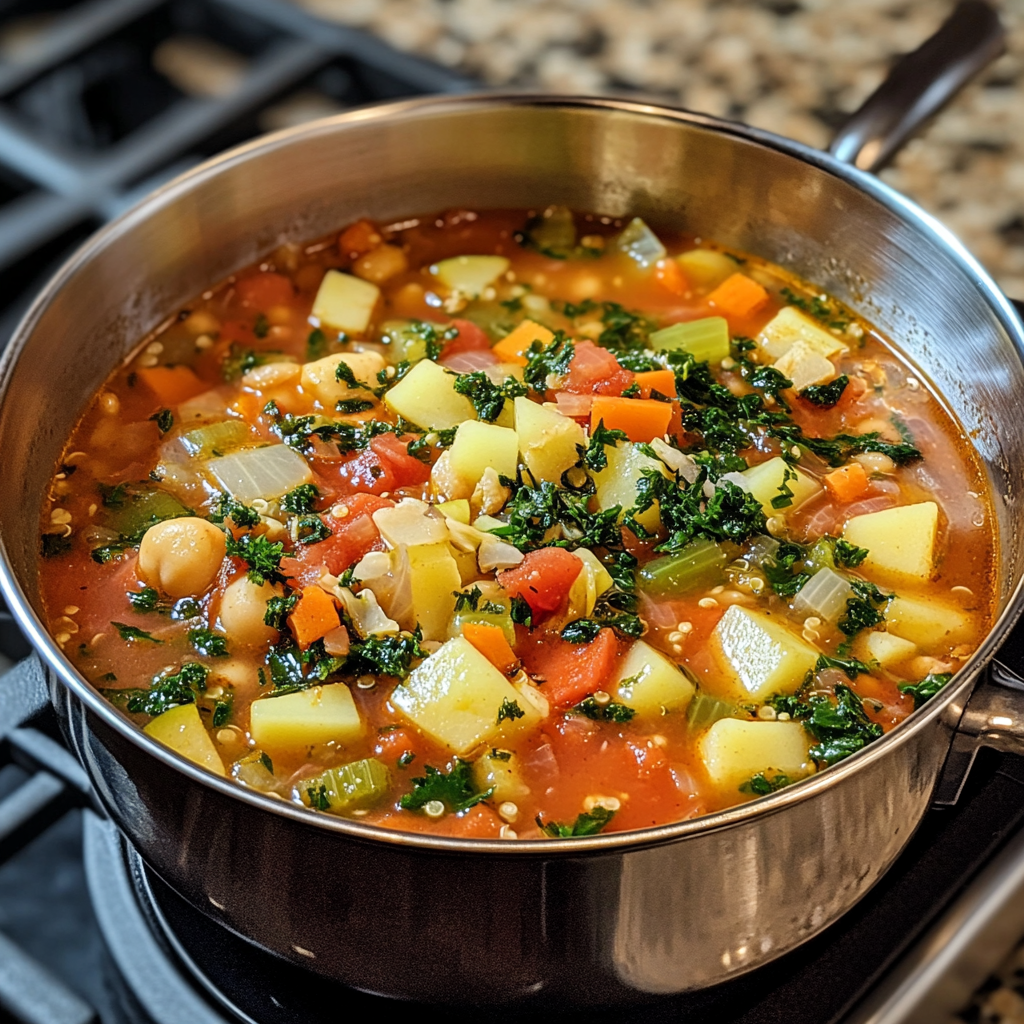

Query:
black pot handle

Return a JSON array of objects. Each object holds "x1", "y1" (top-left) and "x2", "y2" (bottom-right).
[{"x1": 828, "y1": 0, "x2": 1005, "y2": 173}]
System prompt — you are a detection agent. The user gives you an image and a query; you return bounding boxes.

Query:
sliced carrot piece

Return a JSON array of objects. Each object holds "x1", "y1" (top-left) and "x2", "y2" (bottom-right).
[
  {"x1": 288, "y1": 585, "x2": 341, "y2": 649},
  {"x1": 338, "y1": 219, "x2": 382, "y2": 258},
  {"x1": 492, "y1": 320, "x2": 554, "y2": 366},
  {"x1": 590, "y1": 395, "x2": 673, "y2": 443},
  {"x1": 823, "y1": 462, "x2": 870, "y2": 503},
  {"x1": 654, "y1": 257, "x2": 688, "y2": 296},
  {"x1": 462, "y1": 622, "x2": 518, "y2": 674},
  {"x1": 135, "y1": 365, "x2": 205, "y2": 406},
  {"x1": 707, "y1": 272, "x2": 770, "y2": 319},
  {"x1": 634, "y1": 368, "x2": 677, "y2": 399}
]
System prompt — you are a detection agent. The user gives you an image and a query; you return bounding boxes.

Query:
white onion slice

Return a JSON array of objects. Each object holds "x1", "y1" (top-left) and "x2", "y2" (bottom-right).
[
  {"x1": 792, "y1": 567, "x2": 852, "y2": 623},
  {"x1": 206, "y1": 444, "x2": 312, "y2": 502}
]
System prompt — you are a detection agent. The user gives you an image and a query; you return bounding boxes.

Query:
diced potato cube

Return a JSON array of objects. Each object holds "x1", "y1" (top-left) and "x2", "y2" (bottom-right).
[
  {"x1": 436, "y1": 499, "x2": 471, "y2": 524},
  {"x1": 676, "y1": 249, "x2": 737, "y2": 290},
  {"x1": 433, "y1": 255, "x2": 510, "y2": 297},
  {"x1": 886, "y1": 592, "x2": 971, "y2": 648},
  {"x1": 772, "y1": 341, "x2": 836, "y2": 392},
  {"x1": 407, "y1": 541, "x2": 462, "y2": 642},
  {"x1": 144, "y1": 703, "x2": 225, "y2": 776},
  {"x1": 843, "y1": 502, "x2": 938, "y2": 584},
  {"x1": 593, "y1": 441, "x2": 667, "y2": 533},
  {"x1": 514, "y1": 396, "x2": 586, "y2": 483},
  {"x1": 300, "y1": 351, "x2": 386, "y2": 408},
  {"x1": 614, "y1": 640, "x2": 696, "y2": 719},
  {"x1": 384, "y1": 359, "x2": 477, "y2": 430},
  {"x1": 472, "y1": 749, "x2": 530, "y2": 802},
  {"x1": 312, "y1": 270, "x2": 380, "y2": 334},
  {"x1": 858, "y1": 630, "x2": 917, "y2": 669},
  {"x1": 449, "y1": 421, "x2": 519, "y2": 482},
  {"x1": 700, "y1": 718, "x2": 812, "y2": 792},
  {"x1": 709, "y1": 605, "x2": 820, "y2": 701},
  {"x1": 742, "y1": 456, "x2": 821, "y2": 516},
  {"x1": 391, "y1": 637, "x2": 536, "y2": 755},
  {"x1": 758, "y1": 306, "x2": 848, "y2": 361},
  {"x1": 249, "y1": 684, "x2": 364, "y2": 753}
]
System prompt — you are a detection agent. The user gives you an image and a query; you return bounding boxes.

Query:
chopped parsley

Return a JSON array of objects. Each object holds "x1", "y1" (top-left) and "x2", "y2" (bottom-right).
[
  {"x1": 210, "y1": 493, "x2": 260, "y2": 528},
  {"x1": 336, "y1": 398, "x2": 375, "y2": 414},
  {"x1": 496, "y1": 698, "x2": 525, "y2": 725},
  {"x1": 111, "y1": 622, "x2": 162, "y2": 644},
  {"x1": 188, "y1": 627, "x2": 228, "y2": 657},
  {"x1": 225, "y1": 532, "x2": 285, "y2": 586},
  {"x1": 494, "y1": 479, "x2": 622, "y2": 552},
  {"x1": 453, "y1": 586, "x2": 504, "y2": 614},
  {"x1": 264, "y1": 593, "x2": 299, "y2": 630},
  {"x1": 334, "y1": 361, "x2": 372, "y2": 391},
  {"x1": 452, "y1": 371, "x2": 528, "y2": 421},
  {"x1": 149, "y1": 409, "x2": 174, "y2": 434},
  {"x1": 306, "y1": 327, "x2": 328, "y2": 360},
  {"x1": 127, "y1": 586, "x2": 161, "y2": 612},
  {"x1": 573, "y1": 696, "x2": 636, "y2": 724},
  {"x1": 740, "y1": 772, "x2": 792, "y2": 796},
  {"x1": 522, "y1": 332, "x2": 575, "y2": 394},
  {"x1": 832, "y1": 538, "x2": 869, "y2": 569},
  {"x1": 280, "y1": 483, "x2": 320, "y2": 514},
  {"x1": 399, "y1": 759, "x2": 493, "y2": 814},
  {"x1": 579, "y1": 421, "x2": 628, "y2": 472},
  {"x1": 344, "y1": 631, "x2": 427, "y2": 679},
  {"x1": 537, "y1": 806, "x2": 615, "y2": 838},
  {"x1": 800, "y1": 376, "x2": 849, "y2": 407}
]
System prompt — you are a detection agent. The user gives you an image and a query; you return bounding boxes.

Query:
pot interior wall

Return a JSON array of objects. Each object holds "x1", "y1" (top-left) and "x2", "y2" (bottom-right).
[{"x1": 2, "y1": 98, "x2": 1022, "y2": 625}]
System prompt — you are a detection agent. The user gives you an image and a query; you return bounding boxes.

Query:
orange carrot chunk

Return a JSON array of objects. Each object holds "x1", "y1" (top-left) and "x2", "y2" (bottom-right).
[
  {"x1": 462, "y1": 622, "x2": 518, "y2": 674},
  {"x1": 339, "y1": 219, "x2": 382, "y2": 258},
  {"x1": 288, "y1": 585, "x2": 341, "y2": 649},
  {"x1": 492, "y1": 320, "x2": 554, "y2": 366},
  {"x1": 823, "y1": 462, "x2": 870, "y2": 503},
  {"x1": 634, "y1": 369, "x2": 677, "y2": 399},
  {"x1": 135, "y1": 365, "x2": 206, "y2": 406},
  {"x1": 706, "y1": 272, "x2": 770, "y2": 319},
  {"x1": 590, "y1": 396, "x2": 673, "y2": 443},
  {"x1": 654, "y1": 257, "x2": 688, "y2": 296}
]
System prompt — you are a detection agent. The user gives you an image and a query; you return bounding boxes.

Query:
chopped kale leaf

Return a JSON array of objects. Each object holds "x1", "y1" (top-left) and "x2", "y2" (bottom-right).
[
  {"x1": 295, "y1": 514, "x2": 332, "y2": 545},
  {"x1": 574, "y1": 696, "x2": 636, "y2": 723},
  {"x1": 814, "y1": 654, "x2": 874, "y2": 680},
  {"x1": 537, "y1": 806, "x2": 615, "y2": 837},
  {"x1": 800, "y1": 376, "x2": 849, "y2": 407},
  {"x1": 452, "y1": 371, "x2": 528, "y2": 421},
  {"x1": 188, "y1": 627, "x2": 228, "y2": 658},
  {"x1": 280, "y1": 483, "x2": 320, "y2": 514},
  {"x1": 225, "y1": 532, "x2": 285, "y2": 586},
  {"x1": 400, "y1": 759, "x2": 493, "y2": 813},
  {"x1": 127, "y1": 586, "x2": 161, "y2": 612},
  {"x1": 832, "y1": 538, "x2": 869, "y2": 569},
  {"x1": 264, "y1": 593, "x2": 299, "y2": 630},
  {"x1": 522, "y1": 331, "x2": 575, "y2": 394},
  {"x1": 898, "y1": 672, "x2": 953, "y2": 709},
  {"x1": 125, "y1": 662, "x2": 208, "y2": 716},
  {"x1": 210, "y1": 493, "x2": 261, "y2": 528},
  {"x1": 112, "y1": 622, "x2": 162, "y2": 644},
  {"x1": 579, "y1": 421, "x2": 628, "y2": 472},
  {"x1": 453, "y1": 586, "x2": 504, "y2": 614},
  {"x1": 496, "y1": 698, "x2": 525, "y2": 725},
  {"x1": 837, "y1": 581, "x2": 889, "y2": 638},
  {"x1": 344, "y1": 631, "x2": 427, "y2": 679},
  {"x1": 149, "y1": 409, "x2": 174, "y2": 434},
  {"x1": 336, "y1": 398, "x2": 375, "y2": 414},
  {"x1": 561, "y1": 618, "x2": 603, "y2": 644},
  {"x1": 740, "y1": 772, "x2": 792, "y2": 796}
]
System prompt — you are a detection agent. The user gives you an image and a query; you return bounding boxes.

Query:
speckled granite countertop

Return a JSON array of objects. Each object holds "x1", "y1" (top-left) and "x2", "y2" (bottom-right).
[{"x1": 298, "y1": 0, "x2": 1024, "y2": 299}]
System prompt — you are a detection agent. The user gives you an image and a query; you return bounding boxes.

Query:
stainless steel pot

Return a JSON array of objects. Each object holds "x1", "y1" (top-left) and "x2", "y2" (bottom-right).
[{"x1": 2, "y1": 2, "x2": 1024, "y2": 1007}]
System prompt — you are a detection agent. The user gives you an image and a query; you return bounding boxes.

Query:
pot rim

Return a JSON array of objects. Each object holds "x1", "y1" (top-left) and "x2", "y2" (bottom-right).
[{"x1": 3, "y1": 90, "x2": 1024, "y2": 856}]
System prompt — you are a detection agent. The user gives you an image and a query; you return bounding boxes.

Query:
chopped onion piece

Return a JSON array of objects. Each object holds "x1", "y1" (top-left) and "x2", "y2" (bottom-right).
[
  {"x1": 614, "y1": 217, "x2": 667, "y2": 268},
  {"x1": 372, "y1": 499, "x2": 449, "y2": 548},
  {"x1": 792, "y1": 566, "x2": 853, "y2": 623},
  {"x1": 478, "y1": 535, "x2": 525, "y2": 572},
  {"x1": 206, "y1": 444, "x2": 312, "y2": 502},
  {"x1": 649, "y1": 437, "x2": 700, "y2": 482},
  {"x1": 335, "y1": 587, "x2": 400, "y2": 638},
  {"x1": 719, "y1": 471, "x2": 752, "y2": 493}
]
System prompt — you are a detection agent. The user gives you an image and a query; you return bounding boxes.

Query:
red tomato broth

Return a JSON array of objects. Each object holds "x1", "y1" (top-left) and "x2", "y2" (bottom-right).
[{"x1": 37, "y1": 208, "x2": 995, "y2": 840}]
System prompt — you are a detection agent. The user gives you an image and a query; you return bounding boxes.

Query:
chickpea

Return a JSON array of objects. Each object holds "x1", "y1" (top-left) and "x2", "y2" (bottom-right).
[
  {"x1": 219, "y1": 577, "x2": 281, "y2": 647},
  {"x1": 353, "y1": 244, "x2": 408, "y2": 285},
  {"x1": 137, "y1": 517, "x2": 226, "y2": 598}
]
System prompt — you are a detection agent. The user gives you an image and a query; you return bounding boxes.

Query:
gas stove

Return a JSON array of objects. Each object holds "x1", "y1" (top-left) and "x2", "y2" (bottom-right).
[{"x1": 2, "y1": 2, "x2": 1024, "y2": 1021}]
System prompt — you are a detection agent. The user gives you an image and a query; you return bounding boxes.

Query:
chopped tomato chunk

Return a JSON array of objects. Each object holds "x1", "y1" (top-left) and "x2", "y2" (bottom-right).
[
  {"x1": 563, "y1": 340, "x2": 634, "y2": 396},
  {"x1": 519, "y1": 627, "x2": 620, "y2": 707},
  {"x1": 497, "y1": 548, "x2": 583, "y2": 617},
  {"x1": 234, "y1": 272, "x2": 294, "y2": 309},
  {"x1": 440, "y1": 318, "x2": 491, "y2": 361},
  {"x1": 336, "y1": 433, "x2": 430, "y2": 496}
]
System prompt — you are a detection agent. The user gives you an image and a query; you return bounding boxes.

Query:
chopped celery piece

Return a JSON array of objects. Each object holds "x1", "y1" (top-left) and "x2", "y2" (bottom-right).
[
  {"x1": 614, "y1": 218, "x2": 666, "y2": 268},
  {"x1": 686, "y1": 694, "x2": 739, "y2": 734},
  {"x1": 105, "y1": 486, "x2": 191, "y2": 540},
  {"x1": 206, "y1": 444, "x2": 313, "y2": 502},
  {"x1": 301, "y1": 757, "x2": 391, "y2": 815},
  {"x1": 649, "y1": 317, "x2": 730, "y2": 364},
  {"x1": 791, "y1": 566, "x2": 852, "y2": 623},
  {"x1": 638, "y1": 540, "x2": 727, "y2": 596},
  {"x1": 181, "y1": 420, "x2": 251, "y2": 458},
  {"x1": 523, "y1": 206, "x2": 576, "y2": 257}
]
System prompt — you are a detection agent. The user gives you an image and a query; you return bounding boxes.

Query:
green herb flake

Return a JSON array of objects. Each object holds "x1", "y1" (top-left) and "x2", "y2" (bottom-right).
[
  {"x1": 496, "y1": 698, "x2": 525, "y2": 725},
  {"x1": 280, "y1": 483, "x2": 320, "y2": 515},
  {"x1": 188, "y1": 627, "x2": 228, "y2": 658},
  {"x1": 127, "y1": 586, "x2": 161, "y2": 612},
  {"x1": 898, "y1": 672, "x2": 953, "y2": 709},
  {"x1": 537, "y1": 805, "x2": 615, "y2": 838},
  {"x1": 149, "y1": 409, "x2": 174, "y2": 434},
  {"x1": 399, "y1": 759, "x2": 493, "y2": 814},
  {"x1": 573, "y1": 696, "x2": 636, "y2": 724},
  {"x1": 112, "y1": 622, "x2": 163, "y2": 644}
]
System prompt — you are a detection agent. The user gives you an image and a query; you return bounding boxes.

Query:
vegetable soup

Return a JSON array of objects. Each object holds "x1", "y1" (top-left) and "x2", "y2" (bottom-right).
[{"x1": 38, "y1": 207, "x2": 994, "y2": 839}]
